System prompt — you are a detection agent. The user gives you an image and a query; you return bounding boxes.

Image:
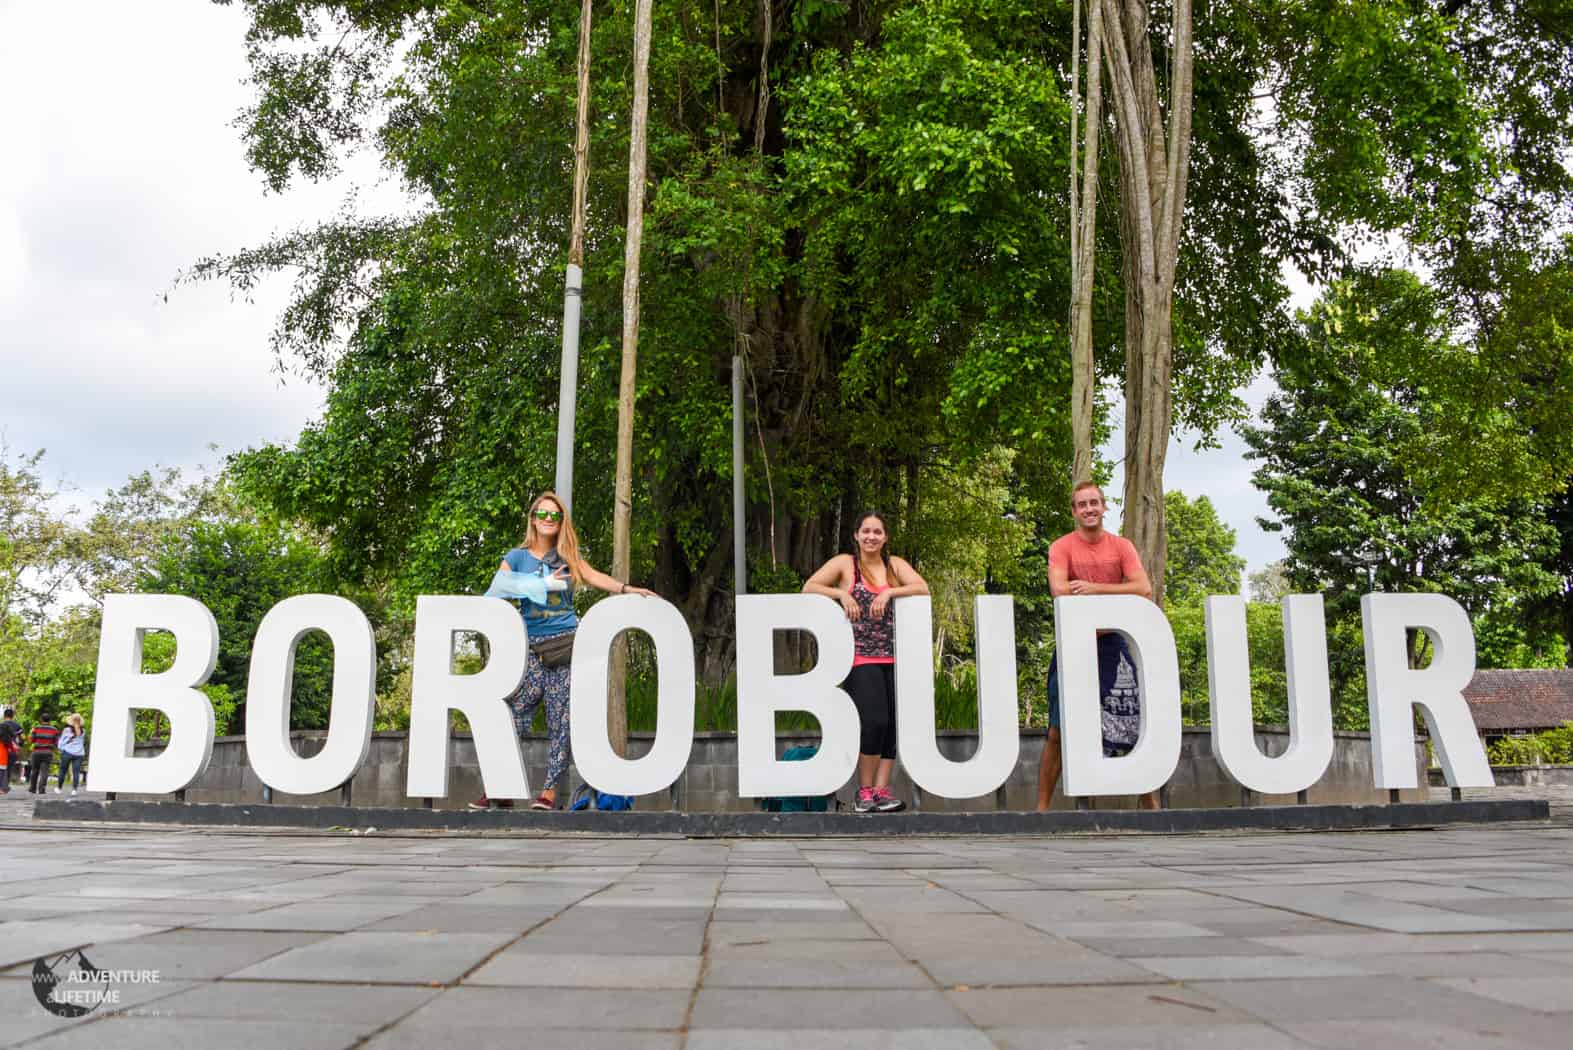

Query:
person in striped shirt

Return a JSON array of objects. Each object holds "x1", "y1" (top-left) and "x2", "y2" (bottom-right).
[{"x1": 27, "y1": 717, "x2": 59, "y2": 794}]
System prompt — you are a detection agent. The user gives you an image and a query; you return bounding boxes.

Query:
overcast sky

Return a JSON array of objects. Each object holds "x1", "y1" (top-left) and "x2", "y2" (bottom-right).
[{"x1": 0, "y1": 1, "x2": 1288, "y2": 574}]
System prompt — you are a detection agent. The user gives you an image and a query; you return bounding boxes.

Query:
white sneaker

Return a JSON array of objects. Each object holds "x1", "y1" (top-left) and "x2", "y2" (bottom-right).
[
  {"x1": 70, "y1": 789, "x2": 77, "y2": 796},
  {"x1": 53, "y1": 786, "x2": 60, "y2": 794}
]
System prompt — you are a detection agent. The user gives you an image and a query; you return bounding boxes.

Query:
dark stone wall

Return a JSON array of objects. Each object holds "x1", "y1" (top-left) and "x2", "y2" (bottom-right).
[{"x1": 124, "y1": 727, "x2": 1428, "y2": 811}]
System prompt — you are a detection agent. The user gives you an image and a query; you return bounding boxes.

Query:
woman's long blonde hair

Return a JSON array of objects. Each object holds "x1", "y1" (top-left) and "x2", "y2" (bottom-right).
[{"x1": 519, "y1": 491, "x2": 585, "y2": 585}]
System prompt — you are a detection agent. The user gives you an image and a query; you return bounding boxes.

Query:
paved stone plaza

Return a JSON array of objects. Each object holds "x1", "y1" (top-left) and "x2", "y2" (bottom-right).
[{"x1": 2, "y1": 797, "x2": 1571, "y2": 1049}]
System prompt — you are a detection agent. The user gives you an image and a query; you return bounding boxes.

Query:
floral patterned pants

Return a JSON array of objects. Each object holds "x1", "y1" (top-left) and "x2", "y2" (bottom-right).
[{"x1": 507, "y1": 651, "x2": 572, "y2": 791}]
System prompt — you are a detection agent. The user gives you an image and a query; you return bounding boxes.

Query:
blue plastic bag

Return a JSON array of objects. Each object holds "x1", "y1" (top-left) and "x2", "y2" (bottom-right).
[{"x1": 570, "y1": 783, "x2": 635, "y2": 812}]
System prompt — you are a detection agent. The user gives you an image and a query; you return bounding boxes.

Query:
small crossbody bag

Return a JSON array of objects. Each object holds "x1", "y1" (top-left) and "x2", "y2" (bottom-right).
[{"x1": 530, "y1": 632, "x2": 575, "y2": 669}]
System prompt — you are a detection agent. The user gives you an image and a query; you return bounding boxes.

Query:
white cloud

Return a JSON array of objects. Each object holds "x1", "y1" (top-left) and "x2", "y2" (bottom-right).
[{"x1": 0, "y1": 1, "x2": 409, "y2": 500}]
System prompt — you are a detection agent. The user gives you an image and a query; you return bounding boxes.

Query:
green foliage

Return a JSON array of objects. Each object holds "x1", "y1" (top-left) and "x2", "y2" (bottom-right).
[
  {"x1": 157, "y1": 0, "x2": 1573, "y2": 704},
  {"x1": 1487, "y1": 724, "x2": 1573, "y2": 767},
  {"x1": 197, "y1": 0, "x2": 1395, "y2": 680},
  {"x1": 1247, "y1": 273, "x2": 1564, "y2": 690},
  {"x1": 903, "y1": 449, "x2": 1041, "y2": 664},
  {"x1": 143, "y1": 515, "x2": 338, "y2": 732},
  {"x1": 932, "y1": 662, "x2": 980, "y2": 731},
  {"x1": 0, "y1": 445, "x2": 73, "y2": 701},
  {"x1": 68, "y1": 465, "x2": 228, "y2": 605},
  {"x1": 18, "y1": 661, "x2": 95, "y2": 731},
  {"x1": 1474, "y1": 613, "x2": 1568, "y2": 671},
  {"x1": 624, "y1": 674, "x2": 741, "y2": 734},
  {"x1": 1163, "y1": 491, "x2": 1245, "y2": 608},
  {"x1": 784, "y1": 1, "x2": 1078, "y2": 480}
]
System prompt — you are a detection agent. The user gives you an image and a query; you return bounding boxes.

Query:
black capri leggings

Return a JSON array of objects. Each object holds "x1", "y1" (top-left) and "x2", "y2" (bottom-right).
[{"x1": 845, "y1": 662, "x2": 897, "y2": 760}]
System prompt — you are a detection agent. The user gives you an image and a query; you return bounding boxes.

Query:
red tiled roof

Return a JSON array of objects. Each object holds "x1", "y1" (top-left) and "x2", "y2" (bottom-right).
[{"x1": 1463, "y1": 669, "x2": 1573, "y2": 732}]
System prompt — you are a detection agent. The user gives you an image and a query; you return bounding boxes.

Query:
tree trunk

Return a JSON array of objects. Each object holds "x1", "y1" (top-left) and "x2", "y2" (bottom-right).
[
  {"x1": 1069, "y1": 0, "x2": 1105, "y2": 483},
  {"x1": 1100, "y1": 0, "x2": 1193, "y2": 605},
  {"x1": 569, "y1": 0, "x2": 594, "y2": 267},
  {"x1": 608, "y1": 0, "x2": 654, "y2": 759}
]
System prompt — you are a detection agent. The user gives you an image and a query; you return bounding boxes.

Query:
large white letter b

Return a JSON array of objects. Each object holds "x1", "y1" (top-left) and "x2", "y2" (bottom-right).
[
  {"x1": 87, "y1": 594, "x2": 218, "y2": 795},
  {"x1": 735, "y1": 595, "x2": 858, "y2": 798}
]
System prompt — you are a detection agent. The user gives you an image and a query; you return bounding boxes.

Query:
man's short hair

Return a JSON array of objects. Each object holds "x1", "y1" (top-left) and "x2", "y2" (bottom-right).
[
  {"x1": 2, "y1": 708, "x2": 12, "y2": 718},
  {"x1": 1070, "y1": 480, "x2": 1104, "y2": 503}
]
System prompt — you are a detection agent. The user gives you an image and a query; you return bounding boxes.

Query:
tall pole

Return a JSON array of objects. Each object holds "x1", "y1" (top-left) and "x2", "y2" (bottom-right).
[
  {"x1": 733, "y1": 354, "x2": 746, "y2": 596},
  {"x1": 1069, "y1": 0, "x2": 1104, "y2": 482},
  {"x1": 608, "y1": 0, "x2": 654, "y2": 759},
  {"x1": 554, "y1": 0, "x2": 595, "y2": 512}
]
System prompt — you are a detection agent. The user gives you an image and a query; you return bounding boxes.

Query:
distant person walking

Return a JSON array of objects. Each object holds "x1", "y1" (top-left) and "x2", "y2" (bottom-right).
[
  {"x1": 478, "y1": 491, "x2": 656, "y2": 812},
  {"x1": 1036, "y1": 481, "x2": 1161, "y2": 812},
  {"x1": 0, "y1": 708, "x2": 19, "y2": 794},
  {"x1": 55, "y1": 714, "x2": 86, "y2": 795},
  {"x1": 803, "y1": 511, "x2": 929, "y2": 813},
  {"x1": 28, "y1": 716, "x2": 60, "y2": 794}
]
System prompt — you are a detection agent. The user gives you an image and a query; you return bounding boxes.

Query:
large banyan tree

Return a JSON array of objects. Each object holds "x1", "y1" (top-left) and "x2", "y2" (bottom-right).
[{"x1": 198, "y1": 0, "x2": 1573, "y2": 681}]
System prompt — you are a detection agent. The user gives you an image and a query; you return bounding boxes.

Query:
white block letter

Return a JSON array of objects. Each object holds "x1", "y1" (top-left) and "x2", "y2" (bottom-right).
[
  {"x1": 1362, "y1": 593, "x2": 1493, "y2": 789},
  {"x1": 736, "y1": 595, "x2": 858, "y2": 797},
  {"x1": 1055, "y1": 595, "x2": 1181, "y2": 797},
  {"x1": 1206, "y1": 595, "x2": 1333, "y2": 796},
  {"x1": 570, "y1": 596, "x2": 695, "y2": 797},
  {"x1": 87, "y1": 594, "x2": 218, "y2": 794},
  {"x1": 896, "y1": 595, "x2": 1020, "y2": 798},
  {"x1": 408, "y1": 596, "x2": 530, "y2": 800},
  {"x1": 246, "y1": 595, "x2": 377, "y2": 796}
]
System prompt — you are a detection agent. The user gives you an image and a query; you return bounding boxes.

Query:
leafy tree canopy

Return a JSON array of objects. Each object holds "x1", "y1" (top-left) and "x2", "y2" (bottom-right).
[
  {"x1": 1246, "y1": 272, "x2": 1565, "y2": 672},
  {"x1": 191, "y1": 0, "x2": 1573, "y2": 679},
  {"x1": 1163, "y1": 490, "x2": 1245, "y2": 608}
]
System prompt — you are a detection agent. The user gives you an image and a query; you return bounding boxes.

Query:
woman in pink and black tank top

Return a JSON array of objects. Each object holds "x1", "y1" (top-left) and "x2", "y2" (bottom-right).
[{"x1": 803, "y1": 512, "x2": 930, "y2": 813}]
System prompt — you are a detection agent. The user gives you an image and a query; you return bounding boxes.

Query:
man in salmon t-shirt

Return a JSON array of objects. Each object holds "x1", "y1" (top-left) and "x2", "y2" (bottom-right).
[{"x1": 1035, "y1": 480, "x2": 1161, "y2": 811}]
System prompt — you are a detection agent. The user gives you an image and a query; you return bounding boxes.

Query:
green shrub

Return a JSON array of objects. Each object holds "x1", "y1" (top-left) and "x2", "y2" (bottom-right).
[
  {"x1": 1486, "y1": 725, "x2": 1573, "y2": 766},
  {"x1": 1487, "y1": 735, "x2": 1544, "y2": 766},
  {"x1": 1538, "y1": 723, "x2": 1573, "y2": 764}
]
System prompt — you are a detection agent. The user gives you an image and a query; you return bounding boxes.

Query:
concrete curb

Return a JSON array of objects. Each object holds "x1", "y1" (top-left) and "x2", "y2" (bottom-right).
[{"x1": 31, "y1": 797, "x2": 1550, "y2": 836}]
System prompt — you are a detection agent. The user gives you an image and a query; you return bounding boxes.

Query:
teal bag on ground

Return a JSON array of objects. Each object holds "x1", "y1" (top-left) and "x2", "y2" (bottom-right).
[{"x1": 760, "y1": 745, "x2": 830, "y2": 813}]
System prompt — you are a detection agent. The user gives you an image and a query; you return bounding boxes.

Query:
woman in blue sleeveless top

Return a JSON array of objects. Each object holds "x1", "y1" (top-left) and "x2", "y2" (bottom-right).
[
  {"x1": 803, "y1": 512, "x2": 929, "y2": 813},
  {"x1": 477, "y1": 490, "x2": 654, "y2": 811}
]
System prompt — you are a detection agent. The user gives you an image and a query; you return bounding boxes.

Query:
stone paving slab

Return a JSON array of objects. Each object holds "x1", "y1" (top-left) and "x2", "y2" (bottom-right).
[
  {"x1": 1, "y1": 808, "x2": 1571, "y2": 1047},
  {"x1": 0, "y1": 929, "x2": 328, "y2": 981},
  {"x1": 685, "y1": 1030, "x2": 992, "y2": 1049},
  {"x1": 20, "y1": 1017, "x2": 376, "y2": 1050},
  {"x1": 1281, "y1": 1018, "x2": 1554, "y2": 1050},
  {"x1": 992, "y1": 1022, "x2": 1313, "y2": 1049},
  {"x1": 690, "y1": 988, "x2": 970, "y2": 1029},
  {"x1": 406, "y1": 985, "x2": 692, "y2": 1029},
  {"x1": 230, "y1": 929, "x2": 515, "y2": 983},
  {"x1": 467, "y1": 951, "x2": 701, "y2": 988},
  {"x1": 367, "y1": 1028, "x2": 681, "y2": 1050},
  {"x1": 137, "y1": 980, "x2": 438, "y2": 1023}
]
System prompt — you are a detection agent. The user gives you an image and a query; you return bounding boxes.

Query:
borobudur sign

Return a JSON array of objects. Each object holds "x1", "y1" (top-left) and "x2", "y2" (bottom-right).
[{"x1": 85, "y1": 592, "x2": 1493, "y2": 803}]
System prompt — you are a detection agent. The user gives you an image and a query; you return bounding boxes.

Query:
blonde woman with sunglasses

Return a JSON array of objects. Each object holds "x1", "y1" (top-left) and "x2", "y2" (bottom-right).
[{"x1": 477, "y1": 491, "x2": 654, "y2": 811}]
